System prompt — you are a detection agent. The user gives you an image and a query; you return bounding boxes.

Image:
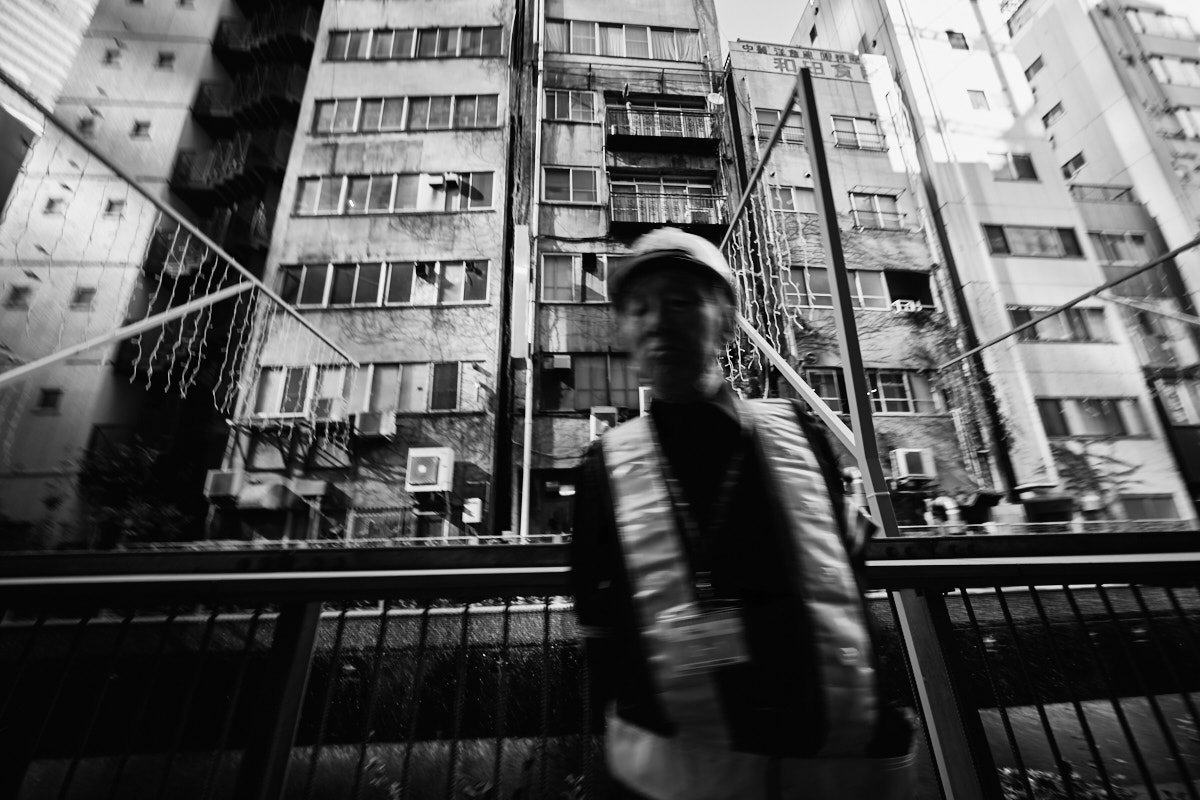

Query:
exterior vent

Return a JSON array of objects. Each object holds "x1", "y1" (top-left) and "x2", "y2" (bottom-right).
[
  {"x1": 589, "y1": 406, "x2": 619, "y2": 441},
  {"x1": 891, "y1": 299, "x2": 922, "y2": 313},
  {"x1": 203, "y1": 470, "x2": 243, "y2": 500},
  {"x1": 352, "y1": 409, "x2": 397, "y2": 439},
  {"x1": 405, "y1": 447, "x2": 455, "y2": 492},
  {"x1": 891, "y1": 448, "x2": 936, "y2": 480},
  {"x1": 311, "y1": 397, "x2": 348, "y2": 422}
]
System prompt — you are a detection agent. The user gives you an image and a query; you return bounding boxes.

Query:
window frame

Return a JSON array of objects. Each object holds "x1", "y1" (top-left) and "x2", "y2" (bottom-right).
[
  {"x1": 1024, "y1": 56, "x2": 1044, "y2": 81},
  {"x1": 4, "y1": 286, "x2": 32, "y2": 309},
  {"x1": 848, "y1": 191, "x2": 902, "y2": 230},
  {"x1": 253, "y1": 366, "x2": 316, "y2": 418},
  {"x1": 799, "y1": 368, "x2": 938, "y2": 414},
  {"x1": 946, "y1": 30, "x2": 969, "y2": 50},
  {"x1": 130, "y1": 120, "x2": 151, "y2": 139},
  {"x1": 538, "y1": 352, "x2": 640, "y2": 411},
  {"x1": 989, "y1": 152, "x2": 1039, "y2": 182},
  {"x1": 544, "y1": 89, "x2": 597, "y2": 122},
  {"x1": 1037, "y1": 396, "x2": 1148, "y2": 438},
  {"x1": 542, "y1": 166, "x2": 600, "y2": 204},
  {"x1": 768, "y1": 185, "x2": 816, "y2": 214},
  {"x1": 70, "y1": 286, "x2": 98, "y2": 311},
  {"x1": 279, "y1": 260, "x2": 489, "y2": 308},
  {"x1": 540, "y1": 253, "x2": 614, "y2": 303},
  {"x1": 1008, "y1": 305, "x2": 1109, "y2": 343},
  {"x1": 1042, "y1": 102, "x2": 1065, "y2": 127},
  {"x1": 831, "y1": 115, "x2": 885, "y2": 150},
  {"x1": 326, "y1": 26, "x2": 502, "y2": 62},
  {"x1": 544, "y1": 19, "x2": 701, "y2": 62},
  {"x1": 754, "y1": 108, "x2": 805, "y2": 144},
  {"x1": 1061, "y1": 151, "x2": 1087, "y2": 179},
  {"x1": 293, "y1": 172, "x2": 494, "y2": 215},
  {"x1": 967, "y1": 89, "x2": 990, "y2": 110},
  {"x1": 982, "y1": 224, "x2": 1083, "y2": 258}
]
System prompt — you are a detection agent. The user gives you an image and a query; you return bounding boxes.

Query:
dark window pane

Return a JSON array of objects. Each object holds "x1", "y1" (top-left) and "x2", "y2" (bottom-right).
[
  {"x1": 1037, "y1": 399, "x2": 1069, "y2": 436},
  {"x1": 381, "y1": 98, "x2": 405, "y2": 130},
  {"x1": 454, "y1": 96, "x2": 478, "y2": 128},
  {"x1": 330, "y1": 264, "x2": 356, "y2": 304},
  {"x1": 460, "y1": 27, "x2": 483, "y2": 56},
  {"x1": 395, "y1": 174, "x2": 419, "y2": 208},
  {"x1": 1009, "y1": 307, "x2": 1038, "y2": 341},
  {"x1": 313, "y1": 101, "x2": 335, "y2": 134},
  {"x1": 368, "y1": 176, "x2": 392, "y2": 211},
  {"x1": 417, "y1": 29, "x2": 438, "y2": 57},
  {"x1": 387, "y1": 263, "x2": 413, "y2": 303},
  {"x1": 477, "y1": 95, "x2": 498, "y2": 125},
  {"x1": 294, "y1": 179, "x2": 319, "y2": 214},
  {"x1": 1058, "y1": 228, "x2": 1082, "y2": 256},
  {"x1": 327, "y1": 32, "x2": 349, "y2": 60},
  {"x1": 356, "y1": 263, "x2": 382, "y2": 305},
  {"x1": 428, "y1": 96, "x2": 452, "y2": 129},
  {"x1": 581, "y1": 254, "x2": 604, "y2": 302},
  {"x1": 347, "y1": 31, "x2": 369, "y2": 60},
  {"x1": 1013, "y1": 154, "x2": 1038, "y2": 180},
  {"x1": 436, "y1": 28, "x2": 457, "y2": 56},
  {"x1": 345, "y1": 176, "x2": 369, "y2": 214},
  {"x1": 300, "y1": 265, "x2": 328, "y2": 305},
  {"x1": 392, "y1": 29, "x2": 414, "y2": 58},
  {"x1": 360, "y1": 99, "x2": 383, "y2": 132},
  {"x1": 464, "y1": 261, "x2": 488, "y2": 301},
  {"x1": 317, "y1": 178, "x2": 342, "y2": 213},
  {"x1": 544, "y1": 168, "x2": 570, "y2": 201},
  {"x1": 277, "y1": 266, "x2": 302, "y2": 304},
  {"x1": 371, "y1": 30, "x2": 393, "y2": 59},
  {"x1": 281, "y1": 369, "x2": 309, "y2": 413},
  {"x1": 983, "y1": 224, "x2": 1009, "y2": 254},
  {"x1": 481, "y1": 27, "x2": 502, "y2": 55},
  {"x1": 407, "y1": 98, "x2": 429, "y2": 130},
  {"x1": 466, "y1": 172, "x2": 493, "y2": 208},
  {"x1": 430, "y1": 362, "x2": 459, "y2": 410}
]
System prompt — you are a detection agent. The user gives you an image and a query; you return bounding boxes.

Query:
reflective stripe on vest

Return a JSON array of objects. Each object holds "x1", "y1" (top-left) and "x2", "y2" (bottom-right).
[{"x1": 602, "y1": 399, "x2": 877, "y2": 756}]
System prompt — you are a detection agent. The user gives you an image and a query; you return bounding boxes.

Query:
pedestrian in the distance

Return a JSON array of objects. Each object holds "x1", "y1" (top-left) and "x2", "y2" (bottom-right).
[{"x1": 569, "y1": 227, "x2": 916, "y2": 799}]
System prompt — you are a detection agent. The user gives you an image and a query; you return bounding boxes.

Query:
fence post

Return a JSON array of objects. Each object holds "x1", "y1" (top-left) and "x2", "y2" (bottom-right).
[
  {"x1": 235, "y1": 601, "x2": 321, "y2": 800},
  {"x1": 894, "y1": 589, "x2": 1002, "y2": 800}
]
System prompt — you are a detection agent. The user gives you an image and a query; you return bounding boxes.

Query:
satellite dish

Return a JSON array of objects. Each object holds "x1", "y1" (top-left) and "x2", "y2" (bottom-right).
[{"x1": 706, "y1": 92, "x2": 725, "y2": 105}]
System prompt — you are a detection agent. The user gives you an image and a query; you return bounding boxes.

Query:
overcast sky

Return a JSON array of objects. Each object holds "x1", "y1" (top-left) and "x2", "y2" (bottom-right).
[{"x1": 714, "y1": 0, "x2": 804, "y2": 51}]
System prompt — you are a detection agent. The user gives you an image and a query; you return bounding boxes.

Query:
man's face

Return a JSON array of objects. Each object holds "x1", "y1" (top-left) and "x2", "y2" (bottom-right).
[{"x1": 617, "y1": 261, "x2": 732, "y2": 399}]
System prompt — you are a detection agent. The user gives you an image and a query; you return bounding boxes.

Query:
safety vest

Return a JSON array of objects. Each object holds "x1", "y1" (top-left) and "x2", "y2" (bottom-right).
[{"x1": 601, "y1": 400, "x2": 879, "y2": 761}]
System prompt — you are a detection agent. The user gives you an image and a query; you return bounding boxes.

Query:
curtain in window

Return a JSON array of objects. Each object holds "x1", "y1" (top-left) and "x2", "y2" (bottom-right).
[
  {"x1": 546, "y1": 21, "x2": 568, "y2": 53},
  {"x1": 679, "y1": 31, "x2": 700, "y2": 61},
  {"x1": 574, "y1": 355, "x2": 608, "y2": 409},
  {"x1": 381, "y1": 98, "x2": 405, "y2": 130},
  {"x1": 454, "y1": 96, "x2": 478, "y2": 128},
  {"x1": 542, "y1": 255, "x2": 575, "y2": 301},
  {"x1": 411, "y1": 263, "x2": 439, "y2": 304},
  {"x1": 571, "y1": 21, "x2": 596, "y2": 54},
  {"x1": 650, "y1": 29, "x2": 678, "y2": 61},
  {"x1": 600, "y1": 24, "x2": 623, "y2": 56},
  {"x1": 625, "y1": 26, "x2": 650, "y2": 58}
]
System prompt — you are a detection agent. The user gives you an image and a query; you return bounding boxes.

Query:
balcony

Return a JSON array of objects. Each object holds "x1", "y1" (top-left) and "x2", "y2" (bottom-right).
[
  {"x1": 202, "y1": 197, "x2": 276, "y2": 255},
  {"x1": 604, "y1": 107, "x2": 718, "y2": 154},
  {"x1": 193, "y1": 67, "x2": 306, "y2": 135},
  {"x1": 192, "y1": 84, "x2": 236, "y2": 136},
  {"x1": 212, "y1": 8, "x2": 318, "y2": 71},
  {"x1": 171, "y1": 128, "x2": 294, "y2": 203},
  {"x1": 1069, "y1": 184, "x2": 1138, "y2": 204},
  {"x1": 1, "y1": 533, "x2": 1197, "y2": 799},
  {"x1": 851, "y1": 208, "x2": 907, "y2": 231},
  {"x1": 608, "y1": 190, "x2": 726, "y2": 237},
  {"x1": 834, "y1": 129, "x2": 887, "y2": 151}
]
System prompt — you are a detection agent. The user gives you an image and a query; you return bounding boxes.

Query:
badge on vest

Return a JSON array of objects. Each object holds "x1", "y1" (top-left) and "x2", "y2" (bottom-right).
[{"x1": 659, "y1": 603, "x2": 750, "y2": 675}]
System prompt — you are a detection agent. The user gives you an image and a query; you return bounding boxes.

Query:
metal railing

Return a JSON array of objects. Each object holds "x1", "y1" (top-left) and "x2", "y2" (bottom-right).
[
  {"x1": 604, "y1": 107, "x2": 716, "y2": 139},
  {"x1": 756, "y1": 122, "x2": 805, "y2": 144},
  {"x1": 834, "y1": 129, "x2": 887, "y2": 151},
  {"x1": 851, "y1": 208, "x2": 906, "y2": 230},
  {"x1": 1069, "y1": 184, "x2": 1138, "y2": 204},
  {"x1": 1, "y1": 534, "x2": 1197, "y2": 799},
  {"x1": 609, "y1": 191, "x2": 726, "y2": 226}
]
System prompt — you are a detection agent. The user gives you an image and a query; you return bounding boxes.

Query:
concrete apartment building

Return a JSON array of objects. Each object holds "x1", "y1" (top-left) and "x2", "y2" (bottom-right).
[
  {"x1": 723, "y1": 43, "x2": 1001, "y2": 525},
  {"x1": 795, "y1": 0, "x2": 1198, "y2": 522}
]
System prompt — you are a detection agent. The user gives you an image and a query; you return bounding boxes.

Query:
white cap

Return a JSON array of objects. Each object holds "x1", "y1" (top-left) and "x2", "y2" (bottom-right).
[{"x1": 608, "y1": 227, "x2": 736, "y2": 307}]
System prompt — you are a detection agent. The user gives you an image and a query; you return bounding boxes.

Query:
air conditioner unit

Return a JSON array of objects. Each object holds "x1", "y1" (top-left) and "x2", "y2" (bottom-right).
[
  {"x1": 891, "y1": 448, "x2": 936, "y2": 481},
  {"x1": 203, "y1": 469, "x2": 243, "y2": 500},
  {"x1": 590, "y1": 406, "x2": 619, "y2": 440},
  {"x1": 405, "y1": 447, "x2": 455, "y2": 492},
  {"x1": 311, "y1": 397, "x2": 348, "y2": 422},
  {"x1": 352, "y1": 409, "x2": 397, "y2": 439},
  {"x1": 429, "y1": 172, "x2": 462, "y2": 188},
  {"x1": 891, "y1": 299, "x2": 922, "y2": 314}
]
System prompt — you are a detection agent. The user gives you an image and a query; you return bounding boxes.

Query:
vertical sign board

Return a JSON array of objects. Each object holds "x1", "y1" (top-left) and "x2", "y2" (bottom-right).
[{"x1": 511, "y1": 224, "x2": 531, "y2": 358}]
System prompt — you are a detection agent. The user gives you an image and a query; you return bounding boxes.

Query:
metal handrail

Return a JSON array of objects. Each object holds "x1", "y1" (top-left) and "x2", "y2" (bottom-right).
[
  {"x1": 609, "y1": 190, "x2": 726, "y2": 224},
  {"x1": 833, "y1": 129, "x2": 887, "y2": 150},
  {"x1": 605, "y1": 107, "x2": 715, "y2": 138},
  {"x1": 1068, "y1": 183, "x2": 1137, "y2": 203}
]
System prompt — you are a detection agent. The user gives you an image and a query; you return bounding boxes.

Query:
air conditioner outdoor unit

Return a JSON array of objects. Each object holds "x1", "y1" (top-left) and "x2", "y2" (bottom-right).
[
  {"x1": 590, "y1": 406, "x2": 619, "y2": 440},
  {"x1": 891, "y1": 299, "x2": 922, "y2": 314},
  {"x1": 405, "y1": 447, "x2": 455, "y2": 492},
  {"x1": 891, "y1": 448, "x2": 937, "y2": 481},
  {"x1": 311, "y1": 397, "x2": 348, "y2": 422},
  {"x1": 203, "y1": 469, "x2": 244, "y2": 500},
  {"x1": 352, "y1": 409, "x2": 397, "y2": 439}
]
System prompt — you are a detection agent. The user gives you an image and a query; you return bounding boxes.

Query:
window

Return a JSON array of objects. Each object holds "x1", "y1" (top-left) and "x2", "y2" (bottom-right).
[
  {"x1": 1042, "y1": 102, "x2": 1064, "y2": 127},
  {"x1": 544, "y1": 19, "x2": 701, "y2": 61},
  {"x1": 254, "y1": 367, "x2": 312, "y2": 416},
  {"x1": 1149, "y1": 57, "x2": 1200, "y2": 88},
  {"x1": 1089, "y1": 231, "x2": 1150, "y2": 264},
  {"x1": 102, "y1": 48, "x2": 122, "y2": 66},
  {"x1": 43, "y1": 197, "x2": 64, "y2": 214},
  {"x1": 35, "y1": 388, "x2": 63, "y2": 413},
  {"x1": 78, "y1": 117, "x2": 96, "y2": 137},
  {"x1": 545, "y1": 89, "x2": 596, "y2": 122},
  {"x1": 543, "y1": 167, "x2": 598, "y2": 203},
  {"x1": 769, "y1": 185, "x2": 816, "y2": 214},
  {"x1": 156, "y1": 52, "x2": 176, "y2": 70},
  {"x1": 967, "y1": 90, "x2": 990, "y2": 110},
  {"x1": 947, "y1": 30, "x2": 968, "y2": 49},
  {"x1": 326, "y1": 26, "x2": 501, "y2": 61},
  {"x1": 868, "y1": 370, "x2": 937, "y2": 413},
  {"x1": 540, "y1": 353, "x2": 639, "y2": 411},
  {"x1": 1024, "y1": 56, "x2": 1044, "y2": 81},
  {"x1": 70, "y1": 287, "x2": 97, "y2": 310},
  {"x1": 804, "y1": 368, "x2": 845, "y2": 413},
  {"x1": 1008, "y1": 306, "x2": 1108, "y2": 342},
  {"x1": 353, "y1": 362, "x2": 469, "y2": 413},
  {"x1": 131, "y1": 120, "x2": 151, "y2": 138},
  {"x1": 755, "y1": 108, "x2": 804, "y2": 143},
  {"x1": 849, "y1": 192, "x2": 902, "y2": 229},
  {"x1": 610, "y1": 177, "x2": 717, "y2": 223},
  {"x1": 313, "y1": 95, "x2": 497, "y2": 135},
  {"x1": 1121, "y1": 495, "x2": 1178, "y2": 520},
  {"x1": 1125, "y1": 9, "x2": 1194, "y2": 40},
  {"x1": 1061, "y1": 151, "x2": 1086, "y2": 179},
  {"x1": 278, "y1": 260, "x2": 486, "y2": 307},
  {"x1": 5, "y1": 286, "x2": 32, "y2": 309},
  {"x1": 104, "y1": 199, "x2": 125, "y2": 216},
  {"x1": 1036, "y1": 397, "x2": 1147, "y2": 437},
  {"x1": 831, "y1": 116, "x2": 885, "y2": 150},
  {"x1": 989, "y1": 152, "x2": 1038, "y2": 181},
  {"x1": 809, "y1": 25, "x2": 817, "y2": 44},
  {"x1": 541, "y1": 253, "x2": 616, "y2": 302},
  {"x1": 983, "y1": 224, "x2": 1083, "y2": 257},
  {"x1": 294, "y1": 172, "x2": 494, "y2": 215},
  {"x1": 784, "y1": 267, "x2": 889, "y2": 309}
]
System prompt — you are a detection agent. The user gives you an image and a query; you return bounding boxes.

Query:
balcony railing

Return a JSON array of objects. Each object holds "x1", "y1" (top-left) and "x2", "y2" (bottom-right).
[
  {"x1": 756, "y1": 122, "x2": 806, "y2": 144},
  {"x1": 834, "y1": 129, "x2": 887, "y2": 151},
  {"x1": 851, "y1": 208, "x2": 906, "y2": 230},
  {"x1": 1, "y1": 533, "x2": 1197, "y2": 800},
  {"x1": 609, "y1": 191, "x2": 726, "y2": 227},
  {"x1": 605, "y1": 107, "x2": 715, "y2": 139},
  {"x1": 172, "y1": 128, "x2": 294, "y2": 197},
  {"x1": 1069, "y1": 183, "x2": 1138, "y2": 203}
]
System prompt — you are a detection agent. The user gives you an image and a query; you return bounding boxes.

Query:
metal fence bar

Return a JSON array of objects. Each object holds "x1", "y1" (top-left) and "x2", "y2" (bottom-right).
[
  {"x1": 444, "y1": 604, "x2": 474, "y2": 800},
  {"x1": 302, "y1": 604, "x2": 350, "y2": 800},
  {"x1": 0, "y1": 611, "x2": 46, "y2": 719},
  {"x1": 351, "y1": 600, "x2": 393, "y2": 800},
  {"x1": 538, "y1": 598, "x2": 552, "y2": 799},
  {"x1": 491, "y1": 600, "x2": 513, "y2": 798},
  {"x1": 1096, "y1": 586, "x2": 1198, "y2": 797},
  {"x1": 236, "y1": 601, "x2": 322, "y2": 800},
  {"x1": 57, "y1": 610, "x2": 137, "y2": 800},
  {"x1": 22, "y1": 612, "x2": 94, "y2": 792},
  {"x1": 1060, "y1": 585, "x2": 1159, "y2": 797},
  {"x1": 993, "y1": 589, "x2": 1078, "y2": 797},
  {"x1": 957, "y1": 590, "x2": 1033, "y2": 798},
  {"x1": 1027, "y1": 587, "x2": 1117, "y2": 797},
  {"x1": 1129, "y1": 586, "x2": 1200, "y2": 748},
  {"x1": 156, "y1": 606, "x2": 222, "y2": 799},
  {"x1": 201, "y1": 609, "x2": 265, "y2": 800},
  {"x1": 107, "y1": 608, "x2": 181, "y2": 800},
  {"x1": 398, "y1": 607, "x2": 434, "y2": 800}
]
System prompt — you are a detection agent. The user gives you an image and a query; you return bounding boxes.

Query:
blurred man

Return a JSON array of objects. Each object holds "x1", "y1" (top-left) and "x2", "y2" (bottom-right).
[{"x1": 570, "y1": 228, "x2": 914, "y2": 800}]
